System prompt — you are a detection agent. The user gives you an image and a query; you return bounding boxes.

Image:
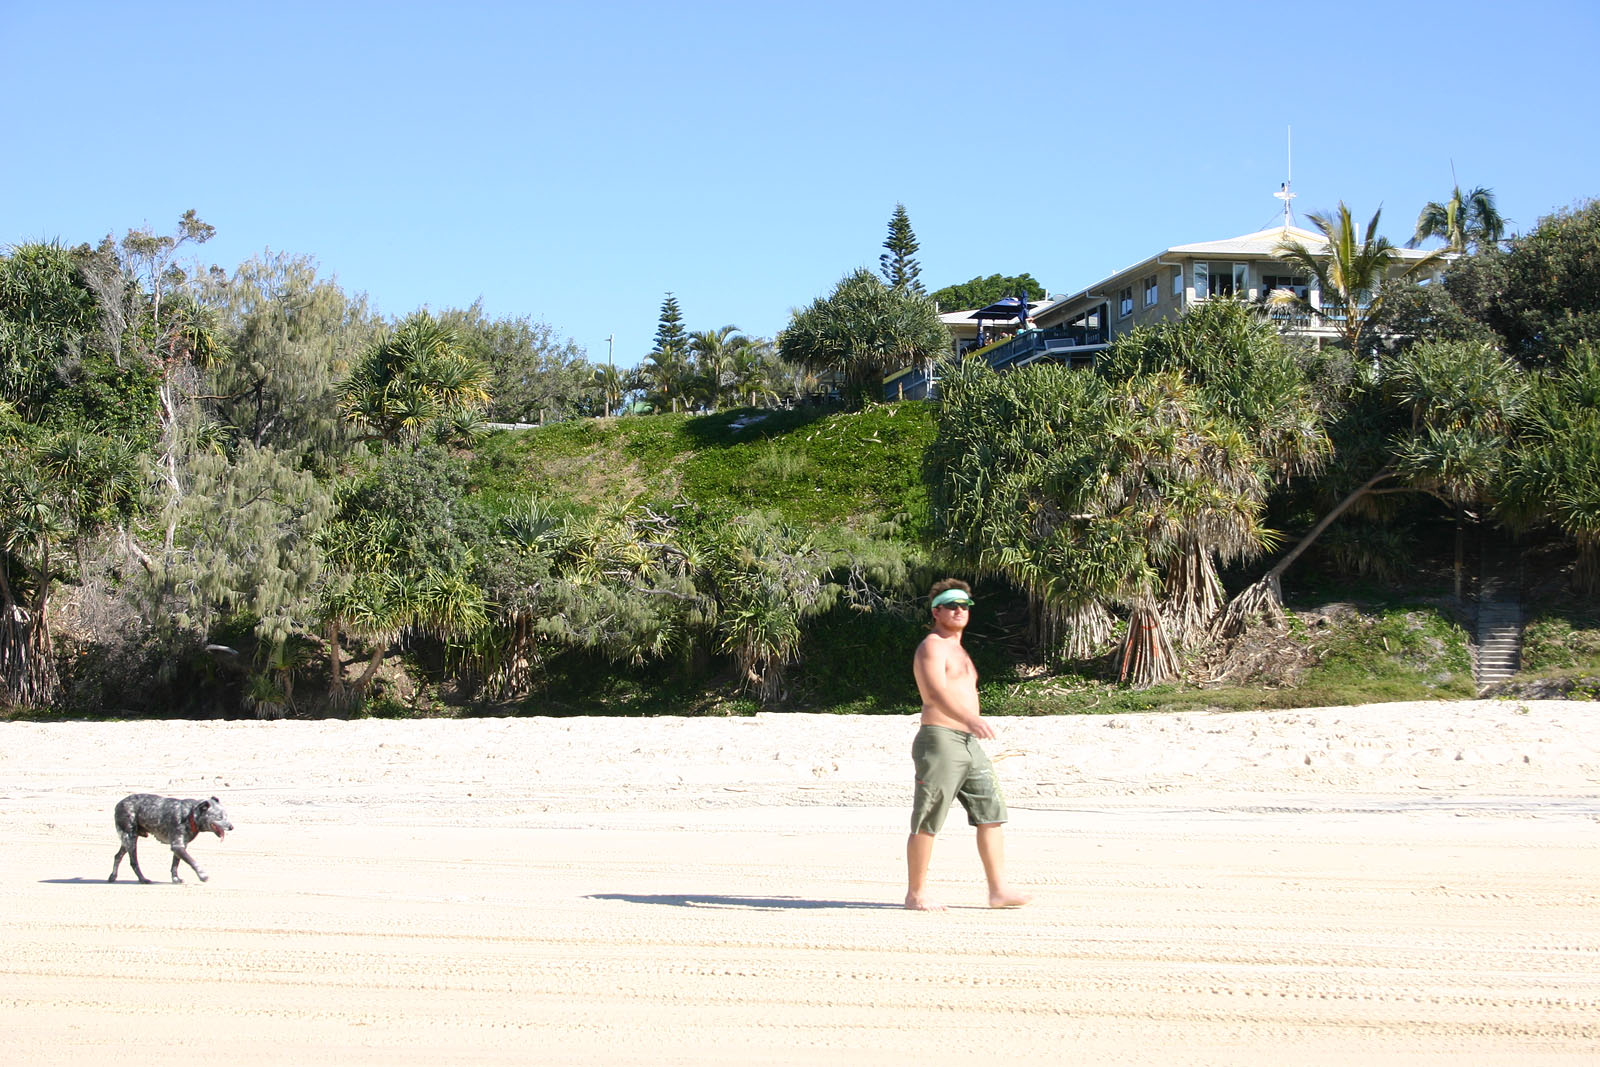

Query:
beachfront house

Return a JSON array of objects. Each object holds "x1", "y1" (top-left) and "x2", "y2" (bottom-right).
[{"x1": 883, "y1": 222, "x2": 1444, "y2": 401}]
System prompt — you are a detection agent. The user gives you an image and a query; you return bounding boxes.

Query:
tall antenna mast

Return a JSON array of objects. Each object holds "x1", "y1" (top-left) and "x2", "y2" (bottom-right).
[{"x1": 1273, "y1": 125, "x2": 1297, "y2": 229}]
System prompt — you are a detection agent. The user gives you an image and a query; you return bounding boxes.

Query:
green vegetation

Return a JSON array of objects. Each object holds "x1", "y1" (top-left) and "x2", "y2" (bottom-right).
[
  {"x1": 929, "y1": 273, "x2": 1046, "y2": 312},
  {"x1": 471, "y1": 403, "x2": 936, "y2": 529},
  {"x1": 3, "y1": 194, "x2": 1598, "y2": 720},
  {"x1": 1520, "y1": 596, "x2": 1600, "y2": 698},
  {"x1": 778, "y1": 269, "x2": 951, "y2": 408}
]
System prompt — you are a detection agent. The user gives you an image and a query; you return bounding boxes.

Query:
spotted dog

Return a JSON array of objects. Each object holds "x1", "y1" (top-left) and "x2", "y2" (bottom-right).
[{"x1": 108, "y1": 794, "x2": 234, "y2": 884}]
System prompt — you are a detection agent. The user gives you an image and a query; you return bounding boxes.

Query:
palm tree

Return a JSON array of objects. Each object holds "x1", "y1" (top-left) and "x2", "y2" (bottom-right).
[
  {"x1": 1276, "y1": 203, "x2": 1437, "y2": 354},
  {"x1": 640, "y1": 345, "x2": 692, "y2": 413},
  {"x1": 592, "y1": 363, "x2": 626, "y2": 416},
  {"x1": 724, "y1": 336, "x2": 780, "y2": 408},
  {"x1": 1411, "y1": 184, "x2": 1506, "y2": 253},
  {"x1": 689, "y1": 325, "x2": 744, "y2": 409}
]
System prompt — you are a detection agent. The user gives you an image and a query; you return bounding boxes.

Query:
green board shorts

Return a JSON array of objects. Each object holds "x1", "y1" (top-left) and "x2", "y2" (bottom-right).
[{"x1": 910, "y1": 724, "x2": 1008, "y2": 835}]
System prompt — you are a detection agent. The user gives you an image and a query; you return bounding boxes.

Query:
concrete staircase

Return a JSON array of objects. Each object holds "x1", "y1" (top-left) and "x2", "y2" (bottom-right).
[{"x1": 1474, "y1": 561, "x2": 1523, "y2": 691}]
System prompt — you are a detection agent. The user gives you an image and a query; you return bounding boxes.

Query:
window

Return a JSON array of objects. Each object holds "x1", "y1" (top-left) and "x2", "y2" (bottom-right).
[
  {"x1": 1118, "y1": 286, "x2": 1133, "y2": 317},
  {"x1": 1210, "y1": 263, "x2": 1235, "y2": 297},
  {"x1": 1263, "y1": 273, "x2": 1309, "y2": 300},
  {"x1": 1143, "y1": 274, "x2": 1159, "y2": 307},
  {"x1": 1192, "y1": 263, "x2": 1208, "y2": 300},
  {"x1": 1233, "y1": 263, "x2": 1248, "y2": 298},
  {"x1": 1172, "y1": 268, "x2": 1183, "y2": 297}
]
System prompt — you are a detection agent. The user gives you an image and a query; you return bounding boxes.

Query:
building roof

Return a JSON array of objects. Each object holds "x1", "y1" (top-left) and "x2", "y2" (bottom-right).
[
  {"x1": 1166, "y1": 224, "x2": 1326, "y2": 256},
  {"x1": 1166, "y1": 224, "x2": 1440, "y2": 263},
  {"x1": 1044, "y1": 222, "x2": 1443, "y2": 309}
]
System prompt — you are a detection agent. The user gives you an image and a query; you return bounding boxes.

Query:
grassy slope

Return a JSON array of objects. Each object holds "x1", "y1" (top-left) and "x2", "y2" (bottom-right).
[
  {"x1": 464, "y1": 406, "x2": 1561, "y2": 715},
  {"x1": 471, "y1": 404, "x2": 935, "y2": 529}
]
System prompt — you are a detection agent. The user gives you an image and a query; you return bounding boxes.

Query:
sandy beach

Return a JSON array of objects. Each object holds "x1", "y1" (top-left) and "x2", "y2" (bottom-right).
[{"x1": 2, "y1": 699, "x2": 1598, "y2": 1065}]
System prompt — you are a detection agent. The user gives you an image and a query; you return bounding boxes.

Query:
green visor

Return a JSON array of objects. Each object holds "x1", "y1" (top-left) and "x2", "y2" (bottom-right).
[{"x1": 930, "y1": 589, "x2": 975, "y2": 609}]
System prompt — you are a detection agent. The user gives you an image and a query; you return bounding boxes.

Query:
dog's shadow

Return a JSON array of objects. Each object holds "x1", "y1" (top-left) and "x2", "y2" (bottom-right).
[
  {"x1": 42, "y1": 878, "x2": 178, "y2": 886},
  {"x1": 588, "y1": 893, "x2": 900, "y2": 911}
]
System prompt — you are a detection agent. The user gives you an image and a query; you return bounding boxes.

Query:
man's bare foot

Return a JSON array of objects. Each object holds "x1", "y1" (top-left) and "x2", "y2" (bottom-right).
[
  {"x1": 905, "y1": 891, "x2": 947, "y2": 911},
  {"x1": 988, "y1": 889, "x2": 1032, "y2": 908}
]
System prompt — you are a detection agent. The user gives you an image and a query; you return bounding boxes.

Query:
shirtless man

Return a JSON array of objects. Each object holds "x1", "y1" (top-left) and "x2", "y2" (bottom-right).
[{"x1": 905, "y1": 579, "x2": 1031, "y2": 911}]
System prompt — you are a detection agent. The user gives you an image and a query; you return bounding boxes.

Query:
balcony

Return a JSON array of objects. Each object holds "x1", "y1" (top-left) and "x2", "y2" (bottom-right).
[
  {"x1": 981, "y1": 324, "x2": 1107, "y2": 371},
  {"x1": 882, "y1": 324, "x2": 1108, "y2": 401}
]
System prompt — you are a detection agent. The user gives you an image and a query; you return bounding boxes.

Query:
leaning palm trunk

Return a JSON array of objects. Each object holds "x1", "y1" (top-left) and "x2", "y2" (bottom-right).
[
  {"x1": 1116, "y1": 601, "x2": 1179, "y2": 688},
  {"x1": 1161, "y1": 542, "x2": 1223, "y2": 648},
  {"x1": 1214, "y1": 467, "x2": 1394, "y2": 640}
]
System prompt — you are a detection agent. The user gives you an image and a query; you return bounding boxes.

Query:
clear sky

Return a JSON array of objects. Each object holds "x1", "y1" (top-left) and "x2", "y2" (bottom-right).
[{"x1": 4, "y1": 1, "x2": 1596, "y2": 369}]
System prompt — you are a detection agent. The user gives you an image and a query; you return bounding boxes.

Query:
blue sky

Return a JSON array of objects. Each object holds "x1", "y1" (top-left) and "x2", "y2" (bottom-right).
[{"x1": 4, "y1": 1, "x2": 1596, "y2": 369}]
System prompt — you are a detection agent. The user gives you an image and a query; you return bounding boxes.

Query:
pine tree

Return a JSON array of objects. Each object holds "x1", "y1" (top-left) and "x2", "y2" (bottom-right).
[
  {"x1": 652, "y1": 293, "x2": 688, "y2": 357},
  {"x1": 879, "y1": 204, "x2": 923, "y2": 293}
]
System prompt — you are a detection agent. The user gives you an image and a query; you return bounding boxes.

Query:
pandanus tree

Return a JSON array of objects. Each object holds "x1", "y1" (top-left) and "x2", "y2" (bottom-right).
[
  {"x1": 0, "y1": 242, "x2": 154, "y2": 707},
  {"x1": 698, "y1": 511, "x2": 833, "y2": 705},
  {"x1": 931, "y1": 304, "x2": 1322, "y2": 688},
  {"x1": 1097, "y1": 300, "x2": 1330, "y2": 646},
  {"x1": 1499, "y1": 343, "x2": 1600, "y2": 592},
  {"x1": 468, "y1": 497, "x2": 711, "y2": 701},
  {"x1": 1217, "y1": 339, "x2": 1529, "y2": 635},
  {"x1": 927, "y1": 358, "x2": 1123, "y2": 660},
  {"x1": 338, "y1": 312, "x2": 491, "y2": 448},
  {"x1": 1096, "y1": 371, "x2": 1281, "y2": 680},
  {"x1": 779, "y1": 269, "x2": 951, "y2": 408},
  {"x1": 927, "y1": 359, "x2": 1272, "y2": 686},
  {"x1": 0, "y1": 428, "x2": 145, "y2": 707},
  {"x1": 314, "y1": 444, "x2": 489, "y2": 708}
]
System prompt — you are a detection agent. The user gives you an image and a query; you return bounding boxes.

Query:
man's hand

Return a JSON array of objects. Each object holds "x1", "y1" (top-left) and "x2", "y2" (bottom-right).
[{"x1": 968, "y1": 716, "x2": 996, "y2": 740}]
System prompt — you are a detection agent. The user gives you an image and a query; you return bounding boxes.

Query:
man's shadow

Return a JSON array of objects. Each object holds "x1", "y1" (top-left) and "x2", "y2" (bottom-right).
[{"x1": 588, "y1": 893, "x2": 900, "y2": 911}]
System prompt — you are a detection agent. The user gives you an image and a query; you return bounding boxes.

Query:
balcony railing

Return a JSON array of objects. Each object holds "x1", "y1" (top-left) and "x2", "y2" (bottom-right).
[
  {"x1": 882, "y1": 324, "x2": 1108, "y2": 400},
  {"x1": 982, "y1": 324, "x2": 1106, "y2": 370}
]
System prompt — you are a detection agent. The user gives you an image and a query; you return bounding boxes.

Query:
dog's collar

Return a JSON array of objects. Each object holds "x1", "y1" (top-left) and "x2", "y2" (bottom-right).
[{"x1": 188, "y1": 813, "x2": 198, "y2": 836}]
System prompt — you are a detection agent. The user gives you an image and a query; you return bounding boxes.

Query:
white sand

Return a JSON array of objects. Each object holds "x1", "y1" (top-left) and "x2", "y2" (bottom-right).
[{"x1": 2, "y1": 699, "x2": 1598, "y2": 1065}]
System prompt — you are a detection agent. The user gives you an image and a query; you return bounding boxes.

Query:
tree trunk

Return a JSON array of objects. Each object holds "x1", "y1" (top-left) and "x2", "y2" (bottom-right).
[
  {"x1": 1115, "y1": 602, "x2": 1178, "y2": 688},
  {"x1": 1030, "y1": 594, "x2": 1115, "y2": 661},
  {"x1": 1162, "y1": 541, "x2": 1223, "y2": 648},
  {"x1": 0, "y1": 556, "x2": 58, "y2": 708},
  {"x1": 355, "y1": 643, "x2": 386, "y2": 692},
  {"x1": 1214, "y1": 467, "x2": 1395, "y2": 638},
  {"x1": 326, "y1": 619, "x2": 345, "y2": 696}
]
